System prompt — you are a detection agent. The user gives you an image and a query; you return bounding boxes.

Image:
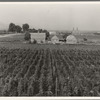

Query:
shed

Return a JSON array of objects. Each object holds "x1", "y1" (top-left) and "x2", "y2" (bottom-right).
[
  {"x1": 66, "y1": 35, "x2": 77, "y2": 44},
  {"x1": 30, "y1": 33, "x2": 46, "y2": 43},
  {"x1": 51, "y1": 35, "x2": 59, "y2": 44}
]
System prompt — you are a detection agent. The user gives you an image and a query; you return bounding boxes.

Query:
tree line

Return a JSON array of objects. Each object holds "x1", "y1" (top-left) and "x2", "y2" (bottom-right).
[
  {"x1": 8, "y1": 23, "x2": 50, "y2": 40},
  {"x1": 8, "y1": 23, "x2": 49, "y2": 33}
]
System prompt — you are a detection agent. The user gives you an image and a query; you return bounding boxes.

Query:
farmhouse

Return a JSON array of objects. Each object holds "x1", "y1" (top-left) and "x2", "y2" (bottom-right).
[
  {"x1": 30, "y1": 33, "x2": 46, "y2": 43},
  {"x1": 66, "y1": 35, "x2": 77, "y2": 44},
  {"x1": 51, "y1": 35, "x2": 59, "y2": 44}
]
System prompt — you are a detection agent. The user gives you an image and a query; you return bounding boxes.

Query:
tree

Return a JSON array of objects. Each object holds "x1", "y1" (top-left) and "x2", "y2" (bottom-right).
[
  {"x1": 83, "y1": 38, "x2": 87, "y2": 41},
  {"x1": 46, "y1": 31, "x2": 50, "y2": 40},
  {"x1": 43, "y1": 30, "x2": 50, "y2": 40},
  {"x1": 8, "y1": 23, "x2": 22, "y2": 33},
  {"x1": 22, "y1": 24, "x2": 29, "y2": 32},
  {"x1": 15, "y1": 25, "x2": 22, "y2": 33},
  {"x1": 28, "y1": 29, "x2": 33, "y2": 32},
  {"x1": 24, "y1": 31, "x2": 31, "y2": 41},
  {"x1": 38, "y1": 29, "x2": 42, "y2": 33},
  {"x1": 33, "y1": 39, "x2": 37, "y2": 44},
  {"x1": 8, "y1": 23, "x2": 16, "y2": 32},
  {"x1": 28, "y1": 28, "x2": 38, "y2": 33},
  {"x1": 33, "y1": 28, "x2": 38, "y2": 32}
]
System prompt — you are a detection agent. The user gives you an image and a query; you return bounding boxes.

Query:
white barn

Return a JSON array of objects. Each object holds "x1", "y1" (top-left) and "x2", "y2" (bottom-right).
[
  {"x1": 66, "y1": 35, "x2": 77, "y2": 44},
  {"x1": 30, "y1": 33, "x2": 46, "y2": 43},
  {"x1": 51, "y1": 35, "x2": 59, "y2": 44},
  {"x1": 49, "y1": 31, "x2": 57, "y2": 35}
]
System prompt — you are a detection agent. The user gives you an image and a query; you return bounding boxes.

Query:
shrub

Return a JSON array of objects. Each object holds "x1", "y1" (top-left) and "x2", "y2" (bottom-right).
[
  {"x1": 33, "y1": 39, "x2": 37, "y2": 44},
  {"x1": 41, "y1": 41, "x2": 43, "y2": 43},
  {"x1": 83, "y1": 38, "x2": 87, "y2": 41},
  {"x1": 24, "y1": 32, "x2": 31, "y2": 41}
]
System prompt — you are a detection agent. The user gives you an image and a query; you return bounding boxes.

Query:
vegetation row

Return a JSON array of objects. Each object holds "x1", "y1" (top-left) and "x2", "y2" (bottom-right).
[{"x1": 0, "y1": 48, "x2": 100, "y2": 96}]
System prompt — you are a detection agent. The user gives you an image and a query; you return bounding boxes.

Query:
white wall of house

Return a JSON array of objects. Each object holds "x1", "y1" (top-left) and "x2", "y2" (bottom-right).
[{"x1": 30, "y1": 33, "x2": 46, "y2": 43}]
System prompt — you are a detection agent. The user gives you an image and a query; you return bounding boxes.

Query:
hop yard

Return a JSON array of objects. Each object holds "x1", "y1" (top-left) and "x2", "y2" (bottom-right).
[{"x1": 0, "y1": 47, "x2": 100, "y2": 96}]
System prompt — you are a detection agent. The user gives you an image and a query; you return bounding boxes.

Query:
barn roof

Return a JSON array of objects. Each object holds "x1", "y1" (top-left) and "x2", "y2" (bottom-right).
[
  {"x1": 67, "y1": 34, "x2": 76, "y2": 37},
  {"x1": 51, "y1": 35, "x2": 59, "y2": 40},
  {"x1": 66, "y1": 35, "x2": 77, "y2": 44},
  {"x1": 49, "y1": 34, "x2": 64, "y2": 41}
]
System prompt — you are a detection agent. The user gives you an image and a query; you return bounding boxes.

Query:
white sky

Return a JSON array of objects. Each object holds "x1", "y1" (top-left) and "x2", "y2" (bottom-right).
[{"x1": 0, "y1": 2, "x2": 100, "y2": 31}]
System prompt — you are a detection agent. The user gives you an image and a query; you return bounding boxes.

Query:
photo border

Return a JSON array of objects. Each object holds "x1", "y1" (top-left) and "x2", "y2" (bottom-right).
[
  {"x1": 0, "y1": 1, "x2": 100, "y2": 100},
  {"x1": 0, "y1": 0, "x2": 100, "y2": 2}
]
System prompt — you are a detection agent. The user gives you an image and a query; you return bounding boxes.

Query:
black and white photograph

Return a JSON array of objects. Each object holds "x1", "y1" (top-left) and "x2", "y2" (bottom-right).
[{"x1": 0, "y1": 2, "x2": 100, "y2": 97}]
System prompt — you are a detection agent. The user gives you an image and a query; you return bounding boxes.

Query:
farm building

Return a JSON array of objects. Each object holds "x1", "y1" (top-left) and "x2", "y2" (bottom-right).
[
  {"x1": 30, "y1": 33, "x2": 46, "y2": 43},
  {"x1": 51, "y1": 35, "x2": 59, "y2": 44},
  {"x1": 49, "y1": 31, "x2": 57, "y2": 35},
  {"x1": 72, "y1": 28, "x2": 80, "y2": 35},
  {"x1": 66, "y1": 35, "x2": 77, "y2": 44}
]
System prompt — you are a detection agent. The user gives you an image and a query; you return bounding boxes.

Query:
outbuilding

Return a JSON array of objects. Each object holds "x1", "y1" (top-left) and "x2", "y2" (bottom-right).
[
  {"x1": 66, "y1": 35, "x2": 77, "y2": 44},
  {"x1": 51, "y1": 35, "x2": 59, "y2": 44}
]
